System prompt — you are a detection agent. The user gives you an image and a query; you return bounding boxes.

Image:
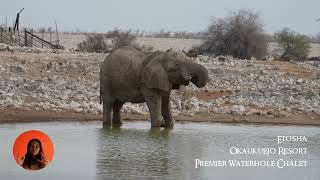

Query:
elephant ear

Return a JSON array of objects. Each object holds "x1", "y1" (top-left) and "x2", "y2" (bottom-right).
[{"x1": 141, "y1": 63, "x2": 171, "y2": 92}]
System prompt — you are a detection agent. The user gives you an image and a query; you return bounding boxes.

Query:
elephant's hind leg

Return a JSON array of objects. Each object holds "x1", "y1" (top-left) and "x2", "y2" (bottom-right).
[{"x1": 112, "y1": 99, "x2": 124, "y2": 127}]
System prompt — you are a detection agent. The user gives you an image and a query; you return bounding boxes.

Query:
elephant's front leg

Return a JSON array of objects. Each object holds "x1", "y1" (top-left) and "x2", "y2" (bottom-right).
[
  {"x1": 103, "y1": 99, "x2": 113, "y2": 127},
  {"x1": 112, "y1": 99, "x2": 124, "y2": 127},
  {"x1": 161, "y1": 94, "x2": 175, "y2": 129},
  {"x1": 144, "y1": 90, "x2": 162, "y2": 128}
]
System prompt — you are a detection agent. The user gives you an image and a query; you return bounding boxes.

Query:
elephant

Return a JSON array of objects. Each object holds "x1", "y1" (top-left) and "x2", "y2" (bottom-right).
[{"x1": 100, "y1": 46, "x2": 209, "y2": 128}]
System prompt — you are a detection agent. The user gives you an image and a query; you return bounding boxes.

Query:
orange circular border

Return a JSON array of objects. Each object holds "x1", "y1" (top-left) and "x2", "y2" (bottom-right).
[{"x1": 12, "y1": 130, "x2": 54, "y2": 167}]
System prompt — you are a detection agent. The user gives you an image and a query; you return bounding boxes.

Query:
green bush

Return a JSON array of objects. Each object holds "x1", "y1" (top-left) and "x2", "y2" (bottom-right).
[
  {"x1": 274, "y1": 28, "x2": 311, "y2": 61},
  {"x1": 196, "y1": 9, "x2": 267, "y2": 59}
]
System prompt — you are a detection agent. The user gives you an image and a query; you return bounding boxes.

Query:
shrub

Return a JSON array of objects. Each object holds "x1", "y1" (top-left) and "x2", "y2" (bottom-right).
[
  {"x1": 37, "y1": 27, "x2": 46, "y2": 33},
  {"x1": 106, "y1": 29, "x2": 153, "y2": 52},
  {"x1": 274, "y1": 28, "x2": 311, "y2": 61},
  {"x1": 196, "y1": 9, "x2": 267, "y2": 59},
  {"x1": 171, "y1": 31, "x2": 204, "y2": 39},
  {"x1": 77, "y1": 34, "x2": 108, "y2": 53},
  {"x1": 105, "y1": 29, "x2": 136, "y2": 49},
  {"x1": 77, "y1": 29, "x2": 153, "y2": 53}
]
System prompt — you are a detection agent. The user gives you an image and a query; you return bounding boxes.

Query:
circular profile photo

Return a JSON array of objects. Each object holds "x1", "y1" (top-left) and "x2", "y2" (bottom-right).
[{"x1": 13, "y1": 130, "x2": 54, "y2": 171}]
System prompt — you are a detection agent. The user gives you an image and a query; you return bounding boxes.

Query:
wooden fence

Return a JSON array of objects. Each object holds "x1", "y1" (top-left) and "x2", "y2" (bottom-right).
[{"x1": 0, "y1": 27, "x2": 62, "y2": 49}]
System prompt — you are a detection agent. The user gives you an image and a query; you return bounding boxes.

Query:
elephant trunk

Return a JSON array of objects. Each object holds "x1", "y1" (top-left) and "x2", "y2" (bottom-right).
[{"x1": 186, "y1": 62, "x2": 209, "y2": 88}]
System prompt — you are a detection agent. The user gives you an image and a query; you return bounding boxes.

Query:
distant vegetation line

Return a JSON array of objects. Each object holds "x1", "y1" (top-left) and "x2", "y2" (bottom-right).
[
  {"x1": 27, "y1": 27, "x2": 320, "y2": 44},
  {"x1": 2, "y1": 25, "x2": 320, "y2": 44}
]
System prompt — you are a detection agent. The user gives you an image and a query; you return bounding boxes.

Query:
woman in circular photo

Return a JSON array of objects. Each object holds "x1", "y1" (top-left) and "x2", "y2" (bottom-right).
[{"x1": 17, "y1": 138, "x2": 49, "y2": 170}]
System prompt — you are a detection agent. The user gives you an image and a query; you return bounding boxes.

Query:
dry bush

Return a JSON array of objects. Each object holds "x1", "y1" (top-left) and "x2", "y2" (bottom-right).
[
  {"x1": 105, "y1": 29, "x2": 135, "y2": 49},
  {"x1": 274, "y1": 28, "x2": 311, "y2": 61},
  {"x1": 143, "y1": 30, "x2": 204, "y2": 39},
  {"x1": 196, "y1": 9, "x2": 267, "y2": 59},
  {"x1": 77, "y1": 29, "x2": 153, "y2": 53},
  {"x1": 106, "y1": 29, "x2": 153, "y2": 52},
  {"x1": 77, "y1": 34, "x2": 108, "y2": 53},
  {"x1": 37, "y1": 27, "x2": 47, "y2": 33}
]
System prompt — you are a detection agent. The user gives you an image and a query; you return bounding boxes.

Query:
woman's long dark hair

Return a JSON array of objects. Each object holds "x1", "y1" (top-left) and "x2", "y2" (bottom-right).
[{"x1": 22, "y1": 139, "x2": 46, "y2": 169}]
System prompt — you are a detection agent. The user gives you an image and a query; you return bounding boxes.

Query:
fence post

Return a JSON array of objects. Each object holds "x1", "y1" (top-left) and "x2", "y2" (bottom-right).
[
  {"x1": 25, "y1": 30, "x2": 27, "y2": 46},
  {"x1": 17, "y1": 30, "x2": 20, "y2": 46},
  {"x1": 55, "y1": 21, "x2": 59, "y2": 46},
  {"x1": 10, "y1": 30, "x2": 13, "y2": 44},
  {"x1": 31, "y1": 29, "x2": 33, "y2": 47},
  {"x1": 0, "y1": 28, "x2": 2, "y2": 42}
]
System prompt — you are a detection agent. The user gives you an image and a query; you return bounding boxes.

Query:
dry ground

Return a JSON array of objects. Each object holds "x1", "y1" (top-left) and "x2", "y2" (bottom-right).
[
  {"x1": 257, "y1": 60, "x2": 319, "y2": 79},
  {"x1": 176, "y1": 90, "x2": 233, "y2": 101},
  {"x1": 0, "y1": 49, "x2": 319, "y2": 126}
]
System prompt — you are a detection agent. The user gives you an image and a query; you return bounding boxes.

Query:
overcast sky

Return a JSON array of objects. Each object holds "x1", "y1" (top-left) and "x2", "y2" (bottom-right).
[{"x1": 0, "y1": 0, "x2": 319, "y2": 35}]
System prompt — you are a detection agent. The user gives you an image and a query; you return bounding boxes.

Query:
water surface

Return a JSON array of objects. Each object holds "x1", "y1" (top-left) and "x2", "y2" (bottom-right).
[{"x1": 0, "y1": 121, "x2": 319, "y2": 180}]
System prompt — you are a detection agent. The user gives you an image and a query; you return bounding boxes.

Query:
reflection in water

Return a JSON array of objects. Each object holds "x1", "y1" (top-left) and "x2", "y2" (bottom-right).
[
  {"x1": 96, "y1": 126, "x2": 205, "y2": 179},
  {"x1": 97, "y1": 128, "x2": 171, "y2": 179}
]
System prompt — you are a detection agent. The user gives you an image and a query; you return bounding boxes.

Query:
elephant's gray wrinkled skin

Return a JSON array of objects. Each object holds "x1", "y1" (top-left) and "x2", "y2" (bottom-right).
[{"x1": 100, "y1": 46, "x2": 209, "y2": 128}]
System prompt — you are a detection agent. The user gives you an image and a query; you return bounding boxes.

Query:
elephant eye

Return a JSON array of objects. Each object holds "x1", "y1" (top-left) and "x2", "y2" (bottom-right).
[{"x1": 168, "y1": 63, "x2": 179, "y2": 72}]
